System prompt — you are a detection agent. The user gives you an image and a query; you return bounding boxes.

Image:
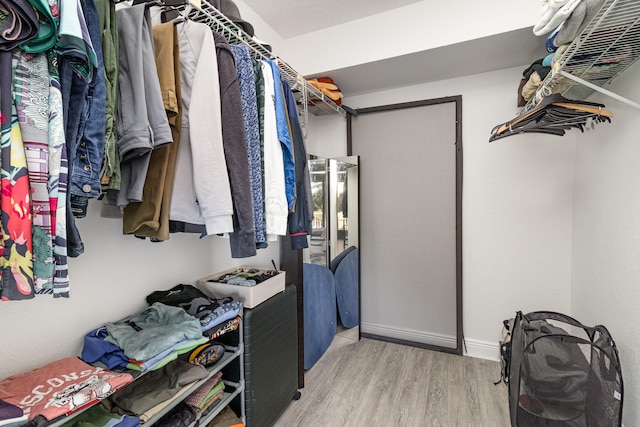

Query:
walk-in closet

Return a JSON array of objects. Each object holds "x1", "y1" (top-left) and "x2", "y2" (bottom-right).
[{"x1": 1, "y1": 0, "x2": 638, "y2": 426}]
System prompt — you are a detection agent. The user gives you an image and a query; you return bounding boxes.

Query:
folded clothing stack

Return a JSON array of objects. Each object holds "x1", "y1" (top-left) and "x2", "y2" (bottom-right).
[
  {"x1": 81, "y1": 303, "x2": 207, "y2": 372},
  {"x1": 81, "y1": 286, "x2": 243, "y2": 372},
  {"x1": 184, "y1": 372, "x2": 225, "y2": 417},
  {"x1": 308, "y1": 77, "x2": 344, "y2": 106},
  {"x1": 536, "y1": 0, "x2": 606, "y2": 50}
]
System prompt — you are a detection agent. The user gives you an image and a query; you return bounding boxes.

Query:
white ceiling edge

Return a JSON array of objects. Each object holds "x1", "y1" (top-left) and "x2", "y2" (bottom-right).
[
  {"x1": 241, "y1": 0, "x2": 422, "y2": 39},
  {"x1": 233, "y1": 0, "x2": 286, "y2": 52}
]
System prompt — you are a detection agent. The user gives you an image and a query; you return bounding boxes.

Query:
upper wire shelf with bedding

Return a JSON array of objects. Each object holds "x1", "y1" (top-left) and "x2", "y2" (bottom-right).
[{"x1": 522, "y1": 0, "x2": 640, "y2": 115}]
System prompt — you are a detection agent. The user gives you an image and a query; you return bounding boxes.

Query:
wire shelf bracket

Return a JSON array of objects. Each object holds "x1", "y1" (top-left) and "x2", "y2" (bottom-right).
[{"x1": 559, "y1": 70, "x2": 640, "y2": 110}]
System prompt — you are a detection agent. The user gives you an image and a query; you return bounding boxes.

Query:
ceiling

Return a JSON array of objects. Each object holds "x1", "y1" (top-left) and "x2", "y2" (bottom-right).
[
  {"x1": 239, "y1": 0, "x2": 542, "y2": 98},
  {"x1": 242, "y1": 0, "x2": 422, "y2": 39}
]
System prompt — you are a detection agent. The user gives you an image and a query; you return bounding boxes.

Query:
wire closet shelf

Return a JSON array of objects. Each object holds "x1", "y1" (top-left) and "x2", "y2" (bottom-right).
[
  {"x1": 178, "y1": 0, "x2": 346, "y2": 122},
  {"x1": 521, "y1": 0, "x2": 640, "y2": 114}
]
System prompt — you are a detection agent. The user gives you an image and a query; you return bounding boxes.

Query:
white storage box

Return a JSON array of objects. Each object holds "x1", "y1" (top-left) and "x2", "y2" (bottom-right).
[{"x1": 197, "y1": 267, "x2": 286, "y2": 309}]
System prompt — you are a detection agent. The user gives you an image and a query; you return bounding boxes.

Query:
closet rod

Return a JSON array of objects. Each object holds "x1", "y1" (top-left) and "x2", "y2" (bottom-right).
[
  {"x1": 181, "y1": 0, "x2": 345, "y2": 118},
  {"x1": 559, "y1": 70, "x2": 640, "y2": 110}
]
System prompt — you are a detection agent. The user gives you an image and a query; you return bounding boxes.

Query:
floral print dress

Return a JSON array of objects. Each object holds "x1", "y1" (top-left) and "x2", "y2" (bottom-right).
[{"x1": 0, "y1": 52, "x2": 35, "y2": 300}]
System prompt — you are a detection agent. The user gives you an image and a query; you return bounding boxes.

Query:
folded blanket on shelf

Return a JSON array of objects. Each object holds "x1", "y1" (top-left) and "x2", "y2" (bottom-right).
[
  {"x1": 534, "y1": 0, "x2": 584, "y2": 36},
  {"x1": 555, "y1": 0, "x2": 605, "y2": 46}
]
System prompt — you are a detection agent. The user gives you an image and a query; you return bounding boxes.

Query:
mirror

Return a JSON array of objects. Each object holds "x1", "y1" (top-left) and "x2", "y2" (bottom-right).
[
  {"x1": 306, "y1": 156, "x2": 360, "y2": 266},
  {"x1": 329, "y1": 157, "x2": 359, "y2": 261},
  {"x1": 307, "y1": 157, "x2": 329, "y2": 266},
  {"x1": 304, "y1": 155, "x2": 360, "y2": 341},
  {"x1": 280, "y1": 156, "x2": 360, "y2": 383}
]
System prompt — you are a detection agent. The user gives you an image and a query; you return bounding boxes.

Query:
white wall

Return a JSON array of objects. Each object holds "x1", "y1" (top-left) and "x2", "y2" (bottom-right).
[
  {"x1": 306, "y1": 114, "x2": 348, "y2": 159},
  {"x1": 0, "y1": 201, "x2": 280, "y2": 380},
  {"x1": 571, "y1": 60, "x2": 640, "y2": 427},
  {"x1": 343, "y1": 66, "x2": 576, "y2": 358}
]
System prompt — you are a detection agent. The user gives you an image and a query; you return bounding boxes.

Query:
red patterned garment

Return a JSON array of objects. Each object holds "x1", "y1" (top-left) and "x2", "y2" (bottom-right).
[
  {"x1": 0, "y1": 357, "x2": 133, "y2": 421},
  {"x1": 0, "y1": 52, "x2": 33, "y2": 300}
]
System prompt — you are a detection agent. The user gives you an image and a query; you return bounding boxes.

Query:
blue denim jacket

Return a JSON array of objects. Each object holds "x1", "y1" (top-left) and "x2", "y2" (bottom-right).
[
  {"x1": 71, "y1": 0, "x2": 106, "y2": 211},
  {"x1": 60, "y1": 0, "x2": 106, "y2": 257}
]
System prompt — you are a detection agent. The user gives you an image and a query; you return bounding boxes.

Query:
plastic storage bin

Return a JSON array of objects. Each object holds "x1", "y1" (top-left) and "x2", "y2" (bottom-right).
[{"x1": 198, "y1": 268, "x2": 285, "y2": 308}]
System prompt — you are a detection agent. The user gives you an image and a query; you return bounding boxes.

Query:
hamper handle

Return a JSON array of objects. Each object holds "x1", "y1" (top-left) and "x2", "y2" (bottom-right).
[{"x1": 524, "y1": 311, "x2": 597, "y2": 340}]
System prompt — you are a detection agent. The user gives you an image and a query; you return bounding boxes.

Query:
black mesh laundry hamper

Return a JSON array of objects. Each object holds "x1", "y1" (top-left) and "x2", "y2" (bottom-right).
[{"x1": 506, "y1": 311, "x2": 623, "y2": 427}]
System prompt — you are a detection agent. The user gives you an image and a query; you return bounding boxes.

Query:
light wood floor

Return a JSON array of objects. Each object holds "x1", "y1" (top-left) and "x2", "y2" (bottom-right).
[{"x1": 274, "y1": 330, "x2": 510, "y2": 427}]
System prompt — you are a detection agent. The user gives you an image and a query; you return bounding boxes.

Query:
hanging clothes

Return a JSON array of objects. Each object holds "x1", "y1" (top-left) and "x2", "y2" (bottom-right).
[
  {"x1": 0, "y1": 53, "x2": 35, "y2": 301},
  {"x1": 47, "y1": 52, "x2": 71, "y2": 298},
  {"x1": 57, "y1": 0, "x2": 101, "y2": 258},
  {"x1": 68, "y1": 0, "x2": 107, "y2": 225},
  {"x1": 231, "y1": 45, "x2": 265, "y2": 249},
  {"x1": 260, "y1": 60, "x2": 287, "y2": 240},
  {"x1": 282, "y1": 80, "x2": 313, "y2": 250},
  {"x1": 0, "y1": 0, "x2": 39, "y2": 51},
  {"x1": 252, "y1": 58, "x2": 268, "y2": 247},
  {"x1": 169, "y1": 20, "x2": 233, "y2": 234},
  {"x1": 13, "y1": 51, "x2": 55, "y2": 290},
  {"x1": 123, "y1": 21, "x2": 182, "y2": 241},
  {"x1": 114, "y1": 4, "x2": 173, "y2": 209},
  {"x1": 95, "y1": 0, "x2": 121, "y2": 197},
  {"x1": 21, "y1": 0, "x2": 57, "y2": 54},
  {"x1": 264, "y1": 60, "x2": 295, "y2": 212},
  {"x1": 213, "y1": 32, "x2": 256, "y2": 258}
]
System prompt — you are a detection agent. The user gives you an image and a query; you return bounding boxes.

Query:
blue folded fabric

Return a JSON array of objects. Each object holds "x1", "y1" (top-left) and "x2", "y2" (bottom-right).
[
  {"x1": 546, "y1": 22, "x2": 563, "y2": 53},
  {"x1": 112, "y1": 415, "x2": 140, "y2": 427},
  {"x1": 200, "y1": 305, "x2": 242, "y2": 331},
  {"x1": 81, "y1": 327, "x2": 130, "y2": 370}
]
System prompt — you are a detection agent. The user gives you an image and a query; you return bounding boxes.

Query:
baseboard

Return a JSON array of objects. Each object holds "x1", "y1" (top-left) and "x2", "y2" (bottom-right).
[
  {"x1": 361, "y1": 322, "x2": 457, "y2": 348},
  {"x1": 463, "y1": 338, "x2": 501, "y2": 361},
  {"x1": 361, "y1": 322, "x2": 501, "y2": 361}
]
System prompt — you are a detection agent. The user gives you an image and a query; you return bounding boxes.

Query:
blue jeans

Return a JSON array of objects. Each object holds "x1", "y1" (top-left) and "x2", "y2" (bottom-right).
[{"x1": 60, "y1": 0, "x2": 107, "y2": 257}]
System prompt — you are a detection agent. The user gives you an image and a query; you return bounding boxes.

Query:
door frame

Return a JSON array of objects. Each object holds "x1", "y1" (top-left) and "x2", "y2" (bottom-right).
[{"x1": 347, "y1": 95, "x2": 463, "y2": 356}]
